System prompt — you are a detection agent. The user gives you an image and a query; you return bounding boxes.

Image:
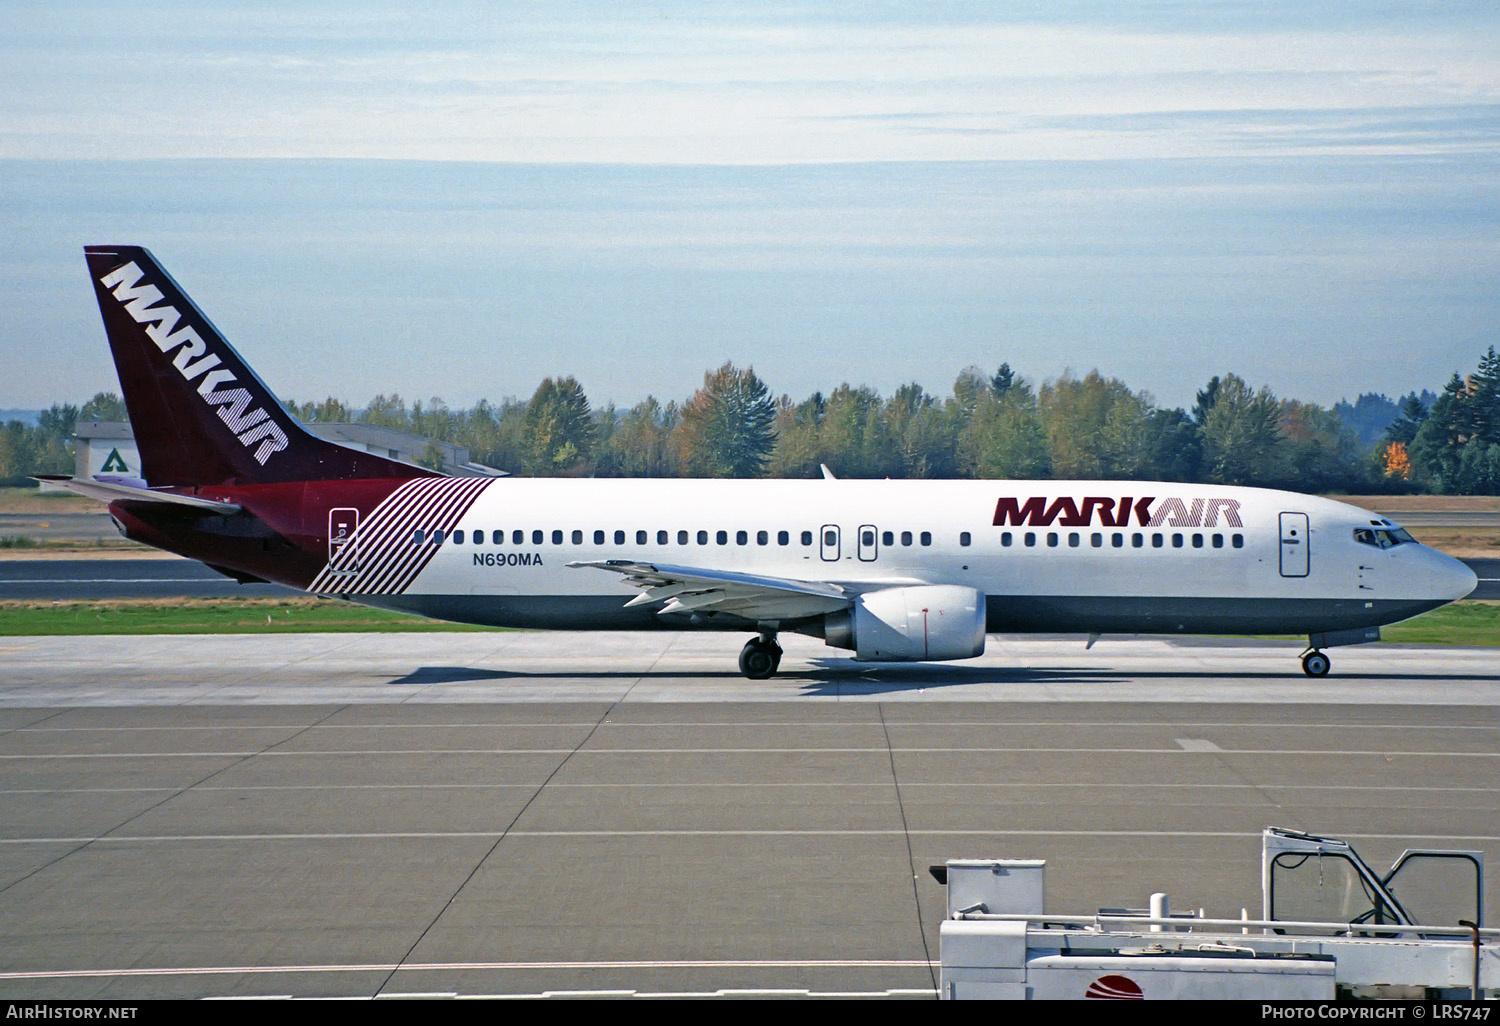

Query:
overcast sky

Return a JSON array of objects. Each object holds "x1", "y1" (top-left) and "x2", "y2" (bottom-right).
[{"x1": 3, "y1": 2, "x2": 1498, "y2": 412}]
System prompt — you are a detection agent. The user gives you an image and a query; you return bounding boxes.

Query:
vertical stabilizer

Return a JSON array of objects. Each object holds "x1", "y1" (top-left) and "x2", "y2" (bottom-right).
[{"x1": 84, "y1": 246, "x2": 436, "y2": 486}]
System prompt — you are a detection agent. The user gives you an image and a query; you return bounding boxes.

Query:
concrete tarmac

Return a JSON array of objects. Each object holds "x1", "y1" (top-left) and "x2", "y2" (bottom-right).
[{"x1": 0, "y1": 632, "x2": 1497, "y2": 999}]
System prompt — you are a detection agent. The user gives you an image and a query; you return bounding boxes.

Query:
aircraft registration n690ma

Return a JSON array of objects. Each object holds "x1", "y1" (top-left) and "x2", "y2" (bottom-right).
[{"x1": 42, "y1": 245, "x2": 1477, "y2": 679}]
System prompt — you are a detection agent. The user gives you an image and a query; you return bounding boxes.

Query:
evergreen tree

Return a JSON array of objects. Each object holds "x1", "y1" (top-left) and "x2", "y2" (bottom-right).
[
  {"x1": 1139, "y1": 408, "x2": 1201, "y2": 482},
  {"x1": 1470, "y1": 346, "x2": 1500, "y2": 444},
  {"x1": 990, "y1": 363, "x2": 1015, "y2": 397},
  {"x1": 676, "y1": 363, "x2": 776, "y2": 478},
  {"x1": 1199, "y1": 375, "x2": 1285, "y2": 486},
  {"x1": 524, "y1": 377, "x2": 594, "y2": 476},
  {"x1": 1192, "y1": 375, "x2": 1222, "y2": 425},
  {"x1": 959, "y1": 371, "x2": 1049, "y2": 480},
  {"x1": 1383, "y1": 392, "x2": 1429, "y2": 447},
  {"x1": 1407, "y1": 374, "x2": 1468, "y2": 491}
]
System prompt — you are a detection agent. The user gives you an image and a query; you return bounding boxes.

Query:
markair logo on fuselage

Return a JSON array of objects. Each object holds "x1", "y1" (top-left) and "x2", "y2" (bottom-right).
[
  {"x1": 994, "y1": 496, "x2": 1243, "y2": 528},
  {"x1": 99, "y1": 262, "x2": 290, "y2": 466}
]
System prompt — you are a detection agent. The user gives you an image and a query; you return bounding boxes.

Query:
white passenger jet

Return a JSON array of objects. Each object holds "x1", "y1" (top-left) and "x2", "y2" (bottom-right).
[{"x1": 39, "y1": 246, "x2": 1478, "y2": 679}]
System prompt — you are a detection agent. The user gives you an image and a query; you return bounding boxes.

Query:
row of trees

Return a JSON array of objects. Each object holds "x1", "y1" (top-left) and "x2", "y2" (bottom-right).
[
  {"x1": 4, "y1": 350, "x2": 1498, "y2": 492},
  {"x1": 0, "y1": 394, "x2": 126, "y2": 485},
  {"x1": 290, "y1": 362, "x2": 1405, "y2": 492},
  {"x1": 1382, "y1": 347, "x2": 1500, "y2": 495}
]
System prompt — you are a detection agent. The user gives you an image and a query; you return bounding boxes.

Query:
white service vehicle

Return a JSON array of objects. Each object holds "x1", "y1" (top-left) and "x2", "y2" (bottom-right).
[{"x1": 936, "y1": 827, "x2": 1496, "y2": 1000}]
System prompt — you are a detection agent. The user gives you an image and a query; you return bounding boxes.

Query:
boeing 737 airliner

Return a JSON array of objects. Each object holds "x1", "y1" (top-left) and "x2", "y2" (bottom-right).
[{"x1": 40, "y1": 246, "x2": 1477, "y2": 679}]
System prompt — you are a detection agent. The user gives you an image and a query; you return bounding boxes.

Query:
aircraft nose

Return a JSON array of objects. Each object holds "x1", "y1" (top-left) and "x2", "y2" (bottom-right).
[{"x1": 1432, "y1": 550, "x2": 1478, "y2": 601}]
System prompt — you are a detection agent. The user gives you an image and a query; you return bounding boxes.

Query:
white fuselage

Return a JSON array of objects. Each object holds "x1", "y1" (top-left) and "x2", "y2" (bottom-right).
[{"x1": 334, "y1": 479, "x2": 1475, "y2": 638}]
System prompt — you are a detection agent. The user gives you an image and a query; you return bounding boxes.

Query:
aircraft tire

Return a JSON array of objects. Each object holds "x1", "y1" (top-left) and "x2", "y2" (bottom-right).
[
  {"x1": 739, "y1": 638, "x2": 779, "y2": 680},
  {"x1": 1301, "y1": 650, "x2": 1331, "y2": 677}
]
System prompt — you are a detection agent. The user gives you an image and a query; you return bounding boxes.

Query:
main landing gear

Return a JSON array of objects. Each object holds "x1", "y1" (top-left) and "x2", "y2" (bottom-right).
[
  {"x1": 1301, "y1": 649, "x2": 1331, "y2": 677},
  {"x1": 739, "y1": 633, "x2": 783, "y2": 680}
]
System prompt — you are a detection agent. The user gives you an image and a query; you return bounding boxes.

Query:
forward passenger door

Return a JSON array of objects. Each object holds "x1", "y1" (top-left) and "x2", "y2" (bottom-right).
[{"x1": 1279, "y1": 512, "x2": 1309, "y2": 578}]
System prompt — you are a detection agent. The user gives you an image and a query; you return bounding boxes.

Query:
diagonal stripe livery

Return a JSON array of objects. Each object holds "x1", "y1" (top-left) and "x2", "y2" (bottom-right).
[{"x1": 309, "y1": 478, "x2": 493, "y2": 595}]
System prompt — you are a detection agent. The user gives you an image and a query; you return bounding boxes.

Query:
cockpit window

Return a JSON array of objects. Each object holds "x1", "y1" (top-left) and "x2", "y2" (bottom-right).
[{"x1": 1354, "y1": 527, "x2": 1416, "y2": 549}]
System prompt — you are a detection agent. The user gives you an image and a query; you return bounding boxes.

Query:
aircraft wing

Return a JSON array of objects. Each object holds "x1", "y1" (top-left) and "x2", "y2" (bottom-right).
[
  {"x1": 567, "y1": 559, "x2": 852, "y2": 622},
  {"x1": 31, "y1": 475, "x2": 242, "y2": 515}
]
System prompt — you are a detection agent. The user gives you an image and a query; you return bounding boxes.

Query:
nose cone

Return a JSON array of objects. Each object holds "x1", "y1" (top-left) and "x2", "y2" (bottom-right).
[{"x1": 1426, "y1": 548, "x2": 1478, "y2": 601}]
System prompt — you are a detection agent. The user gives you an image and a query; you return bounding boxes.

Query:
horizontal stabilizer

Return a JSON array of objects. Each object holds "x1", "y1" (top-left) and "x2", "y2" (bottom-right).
[{"x1": 32, "y1": 475, "x2": 242, "y2": 515}]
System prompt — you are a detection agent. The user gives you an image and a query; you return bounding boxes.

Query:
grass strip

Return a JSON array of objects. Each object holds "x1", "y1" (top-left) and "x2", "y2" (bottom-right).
[
  {"x1": 1381, "y1": 601, "x2": 1500, "y2": 646},
  {"x1": 0, "y1": 597, "x2": 499, "y2": 635},
  {"x1": 0, "y1": 597, "x2": 1494, "y2": 643}
]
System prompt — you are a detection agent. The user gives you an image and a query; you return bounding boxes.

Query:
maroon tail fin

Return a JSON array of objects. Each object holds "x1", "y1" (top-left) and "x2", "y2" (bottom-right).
[{"x1": 84, "y1": 246, "x2": 437, "y2": 486}]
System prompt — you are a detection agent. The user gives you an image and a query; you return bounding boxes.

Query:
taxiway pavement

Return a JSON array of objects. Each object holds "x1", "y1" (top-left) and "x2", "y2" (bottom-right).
[{"x1": 0, "y1": 632, "x2": 1497, "y2": 999}]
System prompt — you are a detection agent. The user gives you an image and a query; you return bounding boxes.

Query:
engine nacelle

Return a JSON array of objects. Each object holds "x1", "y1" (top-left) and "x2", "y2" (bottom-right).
[{"x1": 823, "y1": 585, "x2": 986, "y2": 662}]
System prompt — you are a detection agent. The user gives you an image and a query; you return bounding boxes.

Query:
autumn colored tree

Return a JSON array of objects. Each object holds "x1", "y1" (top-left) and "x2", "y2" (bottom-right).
[{"x1": 1383, "y1": 441, "x2": 1412, "y2": 481}]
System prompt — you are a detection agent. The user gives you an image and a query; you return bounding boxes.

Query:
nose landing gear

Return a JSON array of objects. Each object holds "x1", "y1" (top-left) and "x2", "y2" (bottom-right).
[
  {"x1": 1300, "y1": 649, "x2": 1331, "y2": 677},
  {"x1": 739, "y1": 633, "x2": 783, "y2": 680}
]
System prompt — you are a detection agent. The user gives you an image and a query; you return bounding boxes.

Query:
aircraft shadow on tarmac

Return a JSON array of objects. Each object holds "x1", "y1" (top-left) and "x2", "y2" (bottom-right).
[{"x1": 385, "y1": 661, "x2": 1500, "y2": 691}]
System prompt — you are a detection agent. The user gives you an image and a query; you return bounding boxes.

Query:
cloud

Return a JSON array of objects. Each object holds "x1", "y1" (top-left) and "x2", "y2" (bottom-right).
[{"x1": 2, "y1": 5, "x2": 1496, "y2": 162}]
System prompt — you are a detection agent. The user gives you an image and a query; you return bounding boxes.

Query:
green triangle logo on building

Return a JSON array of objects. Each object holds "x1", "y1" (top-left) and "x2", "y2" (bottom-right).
[{"x1": 101, "y1": 448, "x2": 131, "y2": 473}]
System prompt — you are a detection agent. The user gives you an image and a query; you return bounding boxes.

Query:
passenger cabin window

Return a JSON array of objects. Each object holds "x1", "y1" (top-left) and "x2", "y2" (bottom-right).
[
  {"x1": 1091, "y1": 532, "x2": 1103, "y2": 548},
  {"x1": 637, "y1": 530, "x2": 648, "y2": 545},
  {"x1": 737, "y1": 530, "x2": 748, "y2": 545},
  {"x1": 1111, "y1": 533, "x2": 1123, "y2": 548},
  {"x1": 1212, "y1": 533, "x2": 1223, "y2": 548},
  {"x1": 452, "y1": 530, "x2": 464, "y2": 544},
  {"x1": 412, "y1": 529, "x2": 425, "y2": 545},
  {"x1": 614, "y1": 530, "x2": 626, "y2": 545},
  {"x1": 1069, "y1": 533, "x2": 1080, "y2": 548},
  {"x1": 777, "y1": 530, "x2": 789, "y2": 545},
  {"x1": 698, "y1": 530, "x2": 709, "y2": 545},
  {"x1": 492, "y1": 530, "x2": 504, "y2": 545},
  {"x1": 679, "y1": 530, "x2": 690, "y2": 545},
  {"x1": 572, "y1": 529, "x2": 583, "y2": 544},
  {"x1": 1046, "y1": 532, "x2": 1057, "y2": 547},
  {"x1": 595, "y1": 530, "x2": 606, "y2": 544},
  {"x1": 1192, "y1": 533, "x2": 1204, "y2": 548},
  {"x1": 1152, "y1": 534, "x2": 1164, "y2": 548},
  {"x1": 552, "y1": 529, "x2": 563, "y2": 544},
  {"x1": 920, "y1": 531, "x2": 932, "y2": 546},
  {"x1": 432, "y1": 529, "x2": 445, "y2": 544},
  {"x1": 758, "y1": 530, "x2": 769, "y2": 545},
  {"x1": 532, "y1": 529, "x2": 543, "y2": 545},
  {"x1": 801, "y1": 531, "x2": 813, "y2": 546},
  {"x1": 1132, "y1": 533, "x2": 1143, "y2": 548},
  {"x1": 1001, "y1": 532, "x2": 1012, "y2": 547},
  {"x1": 901, "y1": 531, "x2": 913, "y2": 546},
  {"x1": 718, "y1": 530, "x2": 729, "y2": 545},
  {"x1": 658, "y1": 530, "x2": 669, "y2": 545},
  {"x1": 1172, "y1": 533, "x2": 1183, "y2": 548},
  {"x1": 1232, "y1": 534, "x2": 1244, "y2": 548},
  {"x1": 1024, "y1": 532, "x2": 1035, "y2": 547}
]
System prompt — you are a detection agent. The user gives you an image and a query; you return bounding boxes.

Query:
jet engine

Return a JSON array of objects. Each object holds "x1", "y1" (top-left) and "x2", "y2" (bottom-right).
[{"x1": 823, "y1": 585, "x2": 986, "y2": 662}]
